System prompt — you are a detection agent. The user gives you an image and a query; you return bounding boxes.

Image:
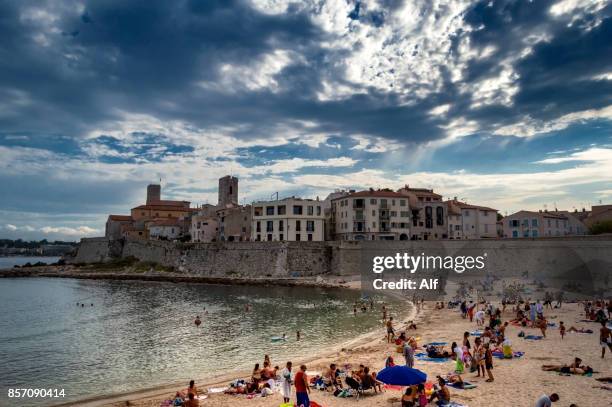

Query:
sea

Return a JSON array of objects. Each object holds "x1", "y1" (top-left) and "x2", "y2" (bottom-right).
[{"x1": 0, "y1": 277, "x2": 406, "y2": 406}]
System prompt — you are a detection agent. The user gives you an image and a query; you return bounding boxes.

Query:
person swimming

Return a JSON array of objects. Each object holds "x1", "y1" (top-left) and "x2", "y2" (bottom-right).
[{"x1": 194, "y1": 316, "x2": 201, "y2": 326}]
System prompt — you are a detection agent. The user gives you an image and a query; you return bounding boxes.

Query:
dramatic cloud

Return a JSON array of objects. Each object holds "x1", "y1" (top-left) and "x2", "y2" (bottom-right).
[{"x1": 0, "y1": 0, "x2": 611, "y2": 239}]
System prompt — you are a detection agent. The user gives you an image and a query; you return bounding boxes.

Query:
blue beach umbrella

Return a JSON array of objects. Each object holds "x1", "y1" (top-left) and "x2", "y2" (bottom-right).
[{"x1": 376, "y1": 366, "x2": 427, "y2": 386}]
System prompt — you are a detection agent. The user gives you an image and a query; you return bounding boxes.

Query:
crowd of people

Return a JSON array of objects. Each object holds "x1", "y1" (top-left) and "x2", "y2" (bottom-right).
[{"x1": 165, "y1": 296, "x2": 610, "y2": 407}]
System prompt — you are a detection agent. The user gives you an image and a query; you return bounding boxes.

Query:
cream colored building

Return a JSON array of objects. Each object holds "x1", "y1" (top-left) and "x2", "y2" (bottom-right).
[
  {"x1": 252, "y1": 197, "x2": 324, "y2": 241},
  {"x1": 190, "y1": 213, "x2": 219, "y2": 242},
  {"x1": 331, "y1": 190, "x2": 410, "y2": 240},
  {"x1": 446, "y1": 199, "x2": 498, "y2": 239}
]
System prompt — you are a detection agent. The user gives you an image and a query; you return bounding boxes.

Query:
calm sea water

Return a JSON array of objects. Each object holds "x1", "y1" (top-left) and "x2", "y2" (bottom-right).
[
  {"x1": 0, "y1": 278, "x2": 406, "y2": 406},
  {"x1": 0, "y1": 256, "x2": 61, "y2": 269}
]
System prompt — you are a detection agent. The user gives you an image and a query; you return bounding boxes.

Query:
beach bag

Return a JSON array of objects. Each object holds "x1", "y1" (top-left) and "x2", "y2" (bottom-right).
[{"x1": 502, "y1": 344, "x2": 513, "y2": 358}]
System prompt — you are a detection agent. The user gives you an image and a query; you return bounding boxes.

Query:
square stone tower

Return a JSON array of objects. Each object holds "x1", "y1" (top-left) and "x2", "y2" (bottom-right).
[
  {"x1": 218, "y1": 175, "x2": 238, "y2": 207},
  {"x1": 146, "y1": 184, "x2": 161, "y2": 204}
]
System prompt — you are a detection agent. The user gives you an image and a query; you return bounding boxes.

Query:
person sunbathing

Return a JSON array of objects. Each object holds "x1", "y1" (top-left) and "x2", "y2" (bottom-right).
[
  {"x1": 323, "y1": 363, "x2": 342, "y2": 390},
  {"x1": 446, "y1": 373, "x2": 464, "y2": 388},
  {"x1": 567, "y1": 326, "x2": 593, "y2": 333},
  {"x1": 541, "y1": 359, "x2": 593, "y2": 375},
  {"x1": 426, "y1": 345, "x2": 450, "y2": 358}
]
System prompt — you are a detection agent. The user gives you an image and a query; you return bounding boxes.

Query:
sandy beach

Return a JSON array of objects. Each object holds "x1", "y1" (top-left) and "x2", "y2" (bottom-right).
[{"x1": 54, "y1": 294, "x2": 611, "y2": 407}]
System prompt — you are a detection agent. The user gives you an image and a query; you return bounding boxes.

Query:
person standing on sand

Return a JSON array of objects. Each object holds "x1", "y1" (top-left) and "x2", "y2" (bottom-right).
[
  {"x1": 559, "y1": 321, "x2": 566, "y2": 340},
  {"x1": 294, "y1": 364, "x2": 310, "y2": 407},
  {"x1": 386, "y1": 317, "x2": 395, "y2": 343},
  {"x1": 484, "y1": 343, "x2": 494, "y2": 382},
  {"x1": 403, "y1": 340, "x2": 414, "y2": 368},
  {"x1": 600, "y1": 321, "x2": 612, "y2": 358},
  {"x1": 535, "y1": 393, "x2": 559, "y2": 406},
  {"x1": 280, "y1": 361, "x2": 293, "y2": 403}
]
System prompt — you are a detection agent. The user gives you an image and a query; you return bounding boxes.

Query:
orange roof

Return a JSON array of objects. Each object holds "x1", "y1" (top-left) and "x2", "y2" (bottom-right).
[
  {"x1": 149, "y1": 219, "x2": 181, "y2": 227},
  {"x1": 447, "y1": 200, "x2": 497, "y2": 212},
  {"x1": 132, "y1": 204, "x2": 193, "y2": 211},
  {"x1": 332, "y1": 190, "x2": 404, "y2": 200},
  {"x1": 149, "y1": 199, "x2": 190, "y2": 207},
  {"x1": 108, "y1": 215, "x2": 132, "y2": 221}
]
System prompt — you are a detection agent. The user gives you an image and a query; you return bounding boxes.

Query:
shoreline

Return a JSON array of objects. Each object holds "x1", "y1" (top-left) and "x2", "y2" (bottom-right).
[
  {"x1": 0, "y1": 265, "x2": 355, "y2": 289},
  {"x1": 50, "y1": 282, "x2": 418, "y2": 407}
]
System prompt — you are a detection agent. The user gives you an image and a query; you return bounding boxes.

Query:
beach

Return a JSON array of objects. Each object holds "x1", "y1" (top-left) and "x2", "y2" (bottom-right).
[{"x1": 53, "y1": 296, "x2": 611, "y2": 407}]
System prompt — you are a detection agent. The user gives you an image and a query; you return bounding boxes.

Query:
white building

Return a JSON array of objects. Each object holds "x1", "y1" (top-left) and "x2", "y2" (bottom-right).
[
  {"x1": 331, "y1": 190, "x2": 411, "y2": 240},
  {"x1": 446, "y1": 199, "x2": 498, "y2": 239},
  {"x1": 251, "y1": 197, "x2": 325, "y2": 241},
  {"x1": 148, "y1": 219, "x2": 182, "y2": 240}
]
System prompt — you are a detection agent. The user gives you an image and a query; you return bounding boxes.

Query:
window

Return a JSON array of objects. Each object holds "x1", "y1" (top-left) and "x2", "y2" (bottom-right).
[
  {"x1": 278, "y1": 205, "x2": 286, "y2": 215},
  {"x1": 266, "y1": 206, "x2": 275, "y2": 215},
  {"x1": 295, "y1": 233, "x2": 301, "y2": 241},
  {"x1": 256, "y1": 221, "x2": 261, "y2": 232},
  {"x1": 512, "y1": 230, "x2": 518, "y2": 238},
  {"x1": 391, "y1": 211, "x2": 397, "y2": 217},
  {"x1": 532, "y1": 230, "x2": 538, "y2": 237},
  {"x1": 392, "y1": 199, "x2": 396, "y2": 206},
  {"x1": 380, "y1": 199, "x2": 387, "y2": 208},
  {"x1": 307, "y1": 206, "x2": 314, "y2": 216},
  {"x1": 436, "y1": 207, "x2": 444, "y2": 226},
  {"x1": 256, "y1": 234, "x2": 261, "y2": 241},
  {"x1": 279, "y1": 233, "x2": 284, "y2": 241},
  {"x1": 293, "y1": 205, "x2": 303, "y2": 215},
  {"x1": 316, "y1": 206, "x2": 321, "y2": 216},
  {"x1": 401, "y1": 211, "x2": 409, "y2": 218},
  {"x1": 306, "y1": 221, "x2": 315, "y2": 232},
  {"x1": 372, "y1": 209, "x2": 376, "y2": 216},
  {"x1": 279, "y1": 220, "x2": 284, "y2": 231},
  {"x1": 295, "y1": 220, "x2": 301, "y2": 231},
  {"x1": 532, "y1": 219, "x2": 538, "y2": 227},
  {"x1": 465, "y1": 210, "x2": 470, "y2": 216},
  {"x1": 372, "y1": 221, "x2": 376, "y2": 228},
  {"x1": 266, "y1": 221, "x2": 273, "y2": 232},
  {"x1": 308, "y1": 233, "x2": 313, "y2": 241},
  {"x1": 510, "y1": 219, "x2": 519, "y2": 227},
  {"x1": 354, "y1": 199, "x2": 365, "y2": 208},
  {"x1": 400, "y1": 199, "x2": 406, "y2": 206},
  {"x1": 267, "y1": 234, "x2": 272, "y2": 241},
  {"x1": 370, "y1": 199, "x2": 377, "y2": 204}
]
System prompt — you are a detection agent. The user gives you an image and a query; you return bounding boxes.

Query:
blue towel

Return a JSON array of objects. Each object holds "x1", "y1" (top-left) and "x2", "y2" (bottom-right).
[
  {"x1": 524, "y1": 335, "x2": 543, "y2": 340},
  {"x1": 415, "y1": 352, "x2": 451, "y2": 363}
]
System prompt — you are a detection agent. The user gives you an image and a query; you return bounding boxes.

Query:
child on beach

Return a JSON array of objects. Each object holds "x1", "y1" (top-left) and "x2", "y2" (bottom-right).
[
  {"x1": 280, "y1": 361, "x2": 293, "y2": 403},
  {"x1": 560, "y1": 321, "x2": 565, "y2": 340},
  {"x1": 417, "y1": 383, "x2": 427, "y2": 407},
  {"x1": 484, "y1": 343, "x2": 494, "y2": 382}
]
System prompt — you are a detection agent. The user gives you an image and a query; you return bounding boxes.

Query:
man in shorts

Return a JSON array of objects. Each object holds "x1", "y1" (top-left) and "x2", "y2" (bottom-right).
[{"x1": 600, "y1": 321, "x2": 612, "y2": 358}]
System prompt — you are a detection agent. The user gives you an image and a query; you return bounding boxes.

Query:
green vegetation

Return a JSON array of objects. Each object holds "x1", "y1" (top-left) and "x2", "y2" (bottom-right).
[
  {"x1": 0, "y1": 239, "x2": 77, "y2": 249},
  {"x1": 589, "y1": 220, "x2": 612, "y2": 235}
]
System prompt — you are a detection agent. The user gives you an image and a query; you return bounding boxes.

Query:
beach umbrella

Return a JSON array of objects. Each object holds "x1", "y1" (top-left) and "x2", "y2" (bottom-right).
[{"x1": 376, "y1": 366, "x2": 427, "y2": 386}]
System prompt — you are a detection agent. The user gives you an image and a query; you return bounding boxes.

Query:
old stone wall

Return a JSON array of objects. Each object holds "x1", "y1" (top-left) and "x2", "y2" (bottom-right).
[{"x1": 71, "y1": 236, "x2": 612, "y2": 280}]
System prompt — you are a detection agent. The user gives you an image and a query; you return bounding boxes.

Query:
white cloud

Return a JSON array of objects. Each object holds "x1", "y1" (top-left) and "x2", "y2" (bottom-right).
[
  {"x1": 5, "y1": 224, "x2": 18, "y2": 231},
  {"x1": 40, "y1": 226, "x2": 100, "y2": 236}
]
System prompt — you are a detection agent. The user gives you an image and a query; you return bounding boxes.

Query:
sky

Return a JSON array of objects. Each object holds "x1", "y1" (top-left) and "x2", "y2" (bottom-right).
[{"x1": 0, "y1": 0, "x2": 611, "y2": 241}]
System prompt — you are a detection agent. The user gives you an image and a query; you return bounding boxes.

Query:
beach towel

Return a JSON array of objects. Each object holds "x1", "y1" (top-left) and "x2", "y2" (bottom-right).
[
  {"x1": 208, "y1": 387, "x2": 227, "y2": 393},
  {"x1": 440, "y1": 403, "x2": 468, "y2": 407},
  {"x1": 469, "y1": 331, "x2": 482, "y2": 337},
  {"x1": 492, "y1": 351, "x2": 524, "y2": 359},
  {"x1": 415, "y1": 352, "x2": 450, "y2": 363},
  {"x1": 449, "y1": 381, "x2": 477, "y2": 390},
  {"x1": 524, "y1": 335, "x2": 543, "y2": 340},
  {"x1": 384, "y1": 384, "x2": 403, "y2": 391},
  {"x1": 425, "y1": 342, "x2": 447, "y2": 346}
]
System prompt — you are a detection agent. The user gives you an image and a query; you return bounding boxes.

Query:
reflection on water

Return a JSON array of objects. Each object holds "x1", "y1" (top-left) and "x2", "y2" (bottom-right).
[{"x1": 0, "y1": 278, "x2": 407, "y2": 406}]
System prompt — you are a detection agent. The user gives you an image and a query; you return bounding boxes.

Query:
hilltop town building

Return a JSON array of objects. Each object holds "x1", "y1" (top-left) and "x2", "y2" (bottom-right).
[
  {"x1": 331, "y1": 190, "x2": 410, "y2": 240},
  {"x1": 252, "y1": 197, "x2": 325, "y2": 241},
  {"x1": 446, "y1": 198, "x2": 498, "y2": 239},
  {"x1": 397, "y1": 185, "x2": 447, "y2": 240},
  {"x1": 502, "y1": 210, "x2": 587, "y2": 238},
  {"x1": 218, "y1": 204, "x2": 251, "y2": 241}
]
